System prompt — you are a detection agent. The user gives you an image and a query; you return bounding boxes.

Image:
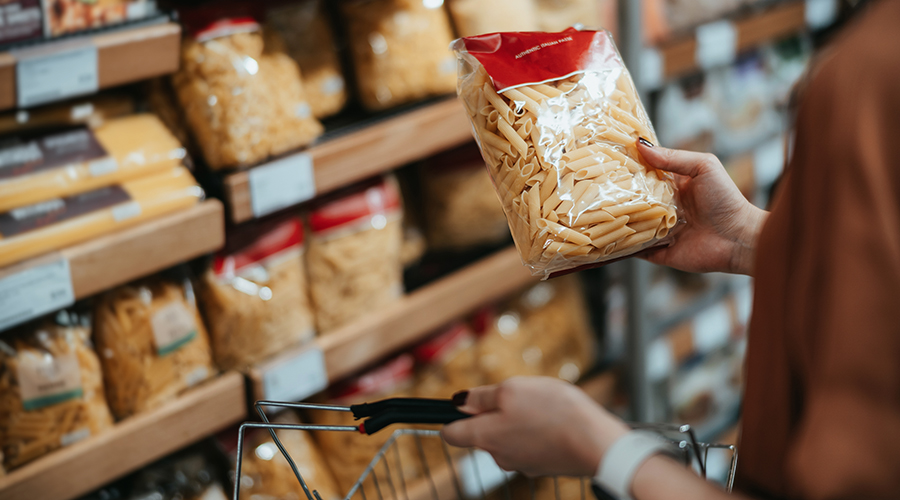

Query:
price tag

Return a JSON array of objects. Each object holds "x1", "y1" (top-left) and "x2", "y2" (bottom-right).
[
  {"x1": 640, "y1": 48, "x2": 665, "y2": 91},
  {"x1": 692, "y1": 302, "x2": 732, "y2": 354},
  {"x1": 249, "y1": 152, "x2": 316, "y2": 218},
  {"x1": 695, "y1": 20, "x2": 738, "y2": 70},
  {"x1": 647, "y1": 338, "x2": 673, "y2": 382},
  {"x1": 806, "y1": 0, "x2": 838, "y2": 30},
  {"x1": 262, "y1": 346, "x2": 328, "y2": 402},
  {"x1": 458, "y1": 450, "x2": 515, "y2": 499},
  {"x1": 13, "y1": 41, "x2": 99, "y2": 108},
  {"x1": 0, "y1": 257, "x2": 75, "y2": 331},
  {"x1": 753, "y1": 137, "x2": 785, "y2": 188}
]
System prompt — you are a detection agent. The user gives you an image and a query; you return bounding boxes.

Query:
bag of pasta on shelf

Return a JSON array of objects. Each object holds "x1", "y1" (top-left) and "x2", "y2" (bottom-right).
[
  {"x1": 306, "y1": 177, "x2": 404, "y2": 333},
  {"x1": 341, "y1": 0, "x2": 457, "y2": 111},
  {"x1": 0, "y1": 310, "x2": 113, "y2": 470},
  {"x1": 93, "y1": 272, "x2": 216, "y2": 420},
  {"x1": 199, "y1": 217, "x2": 315, "y2": 371},
  {"x1": 413, "y1": 322, "x2": 482, "y2": 399},
  {"x1": 453, "y1": 29, "x2": 682, "y2": 278},
  {"x1": 266, "y1": 0, "x2": 348, "y2": 119},
  {"x1": 173, "y1": 16, "x2": 323, "y2": 170}
]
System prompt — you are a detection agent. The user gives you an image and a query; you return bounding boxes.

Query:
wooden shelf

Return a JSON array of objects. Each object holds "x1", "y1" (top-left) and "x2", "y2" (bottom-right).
[
  {"x1": 0, "y1": 20, "x2": 181, "y2": 111},
  {"x1": 658, "y1": 1, "x2": 807, "y2": 80},
  {"x1": 0, "y1": 200, "x2": 225, "y2": 331},
  {"x1": 0, "y1": 372, "x2": 247, "y2": 500},
  {"x1": 223, "y1": 98, "x2": 473, "y2": 224},
  {"x1": 249, "y1": 246, "x2": 537, "y2": 399}
]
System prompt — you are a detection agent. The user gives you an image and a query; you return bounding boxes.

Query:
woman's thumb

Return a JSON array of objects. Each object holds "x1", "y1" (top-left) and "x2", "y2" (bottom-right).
[{"x1": 637, "y1": 138, "x2": 710, "y2": 178}]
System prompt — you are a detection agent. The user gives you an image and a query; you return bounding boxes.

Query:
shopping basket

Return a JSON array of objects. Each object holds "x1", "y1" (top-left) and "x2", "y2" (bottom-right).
[{"x1": 232, "y1": 398, "x2": 738, "y2": 500}]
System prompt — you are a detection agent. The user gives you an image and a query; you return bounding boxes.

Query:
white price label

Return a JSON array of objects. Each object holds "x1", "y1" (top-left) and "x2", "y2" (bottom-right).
[
  {"x1": 458, "y1": 450, "x2": 515, "y2": 499},
  {"x1": 753, "y1": 137, "x2": 785, "y2": 188},
  {"x1": 692, "y1": 302, "x2": 732, "y2": 354},
  {"x1": 13, "y1": 42, "x2": 99, "y2": 108},
  {"x1": 806, "y1": 0, "x2": 838, "y2": 30},
  {"x1": 263, "y1": 346, "x2": 328, "y2": 402},
  {"x1": 647, "y1": 338, "x2": 674, "y2": 382},
  {"x1": 112, "y1": 201, "x2": 142, "y2": 222},
  {"x1": 640, "y1": 48, "x2": 664, "y2": 91},
  {"x1": 249, "y1": 152, "x2": 316, "y2": 218},
  {"x1": 0, "y1": 257, "x2": 75, "y2": 331},
  {"x1": 695, "y1": 21, "x2": 738, "y2": 70}
]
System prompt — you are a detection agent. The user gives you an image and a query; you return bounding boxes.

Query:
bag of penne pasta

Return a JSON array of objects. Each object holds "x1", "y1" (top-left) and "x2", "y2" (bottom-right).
[{"x1": 452, "y1": 28, "x2": 682, "y2": 278}]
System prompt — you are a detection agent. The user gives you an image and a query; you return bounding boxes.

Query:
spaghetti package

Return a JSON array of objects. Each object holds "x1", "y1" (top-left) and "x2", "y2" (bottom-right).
[
  {"x1": 174, "y1": 17, "x2": 323, "y2": 170},
  {"x1": 199, "y1": 217, "x2": 315, "y2": 371},
  {"x1": 413, "y1": 322, "x2": 482, "y2": 399},
  {"x1": 266, "y1": 1, "x2": 347, "y2": 119},
  {"x1": 0, "y1": 311, "x2": 113, "y2": 470},
  {"x1": 234, "y1": 414, "x2": 342, "y2": 500},
  {"x1": 341, "y1": 0, "x2": 457, "y2": 111},
  {"x1": 93, "y1": 275, "x2": 216, "y2": 419},
  {"x1": 420, "y1": 144, "x2": 509, "y2": 250},
  {"x1": 306, "y1": 178, "x2": 404, "y2": 333},
  {"x1": 0, "y1": 166, "x2": 203, "y2": 267},
  {"x1": 453, "y1": 29, "x2": 681, "y2": 278},
  {"x1": 309, "y1": 355, "x2": 419, "y2": 494},
  {"x1": 0, "y1": 114, "x2": 187, "y2": 213},
  {"x1": 446, "y1": 0, "x2": 538, "y2": 37}
]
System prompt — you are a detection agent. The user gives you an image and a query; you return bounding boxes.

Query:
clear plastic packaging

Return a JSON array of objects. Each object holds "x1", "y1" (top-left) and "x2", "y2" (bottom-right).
[
  {"x1": 341, "y1": 0, "x2": 457, "y2": 111},
  {"x1": 0, "y1": 311, "x2": 114, "y2": 470},
  {"x1": 446, "y1": 0, "x2": 538, "y2": 37},
  {"x1": 266, "y1": 1, "x2": 348, "y2": 119},
  {"x1": 420, "y1": 144, "x2": 510, "y2": 250},
  {"x1": 93, "y1": 273, "x2": 216, "y2": 420},
  {"x1": 0, "y1": 166, "x2": 203, "y2": 268},
  {"x1": 234, "y1": 413, "x2": 342, "y2": 500},
  {"x1": 306, "y1": 177, "x2": 404, "y2": 333},
  {"x1": 453, "y1": 29, "x2": 681, "y2": 278},
  {"x1": 173, "y1": 18, "x2": 323, "y2": 170},
  {"x1": 0, "y1": 114, "x2": 187, "y2": 213},
  {"x1": 199, "y1": 217, "x2": 315, "y2": 371}
]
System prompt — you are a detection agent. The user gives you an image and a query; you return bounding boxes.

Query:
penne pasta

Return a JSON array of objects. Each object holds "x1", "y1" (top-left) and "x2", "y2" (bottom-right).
[{"x1": 536, "y1": 219, "x2": 593, "y2": 246}]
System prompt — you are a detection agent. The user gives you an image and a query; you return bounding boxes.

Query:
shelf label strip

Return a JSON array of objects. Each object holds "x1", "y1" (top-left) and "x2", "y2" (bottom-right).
[
  {"x1": 695, "y1": 20, "x2": 738, "y2": 70},
  {"x1": 249, "y1": 151, "x2": 316, "y2": 219},
  {"x1": 262, "y1": 345, "x2": 328, "y2": 402},
  {"x1": 12, "y1": 40, "x2": 99, "y2": 108},
  {"x1": 0, "y1": 256, "x2": 75, "y2": 332}
]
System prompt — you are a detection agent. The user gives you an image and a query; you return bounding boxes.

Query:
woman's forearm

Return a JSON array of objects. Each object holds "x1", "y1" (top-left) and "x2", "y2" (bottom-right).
[{"x1": 632, "y1": 455, "x2": 749, "y2": 500}]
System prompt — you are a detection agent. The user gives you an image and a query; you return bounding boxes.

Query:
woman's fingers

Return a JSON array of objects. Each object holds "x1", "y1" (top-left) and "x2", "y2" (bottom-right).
[
  {"x1": 637, "y1": 139, "x2": 716, "y2": 178},
  {"x1": 453, "y1": 385, "x2": 501, "y2": 415},
  {"x1": 441, "y1": 412, "x2": 503, "y2": 448}
]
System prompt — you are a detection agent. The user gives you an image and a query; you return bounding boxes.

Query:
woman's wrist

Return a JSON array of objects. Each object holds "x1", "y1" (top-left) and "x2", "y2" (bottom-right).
[{"x1": 729, "y1": 205, "x2": 769, "y2": 276}]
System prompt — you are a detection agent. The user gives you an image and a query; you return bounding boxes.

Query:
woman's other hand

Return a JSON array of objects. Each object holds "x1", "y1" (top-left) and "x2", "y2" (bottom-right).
[
  {"x1": 637, "y1": 140, "x2": 768, "y2": 275},
  {"x1": 441, "y1": 377, "x2": 629, "y2": 477}
]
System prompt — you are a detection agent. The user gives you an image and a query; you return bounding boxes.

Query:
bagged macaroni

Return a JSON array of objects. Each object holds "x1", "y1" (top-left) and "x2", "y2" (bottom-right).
[
  {"x1": 453, "y1": 29, "x2": 681, "y2": 278},
  {"x1": 199, "y1": 217, "x2": 316, "y2": 371}
]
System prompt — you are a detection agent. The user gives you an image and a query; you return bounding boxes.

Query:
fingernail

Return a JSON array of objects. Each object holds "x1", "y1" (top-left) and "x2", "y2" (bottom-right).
[
  {"x1": 638, "y1": 137, "x2": 654, "y2": 148},
  {"x1": 452, "y1": 391, "x2": 469, "y2": 406}
]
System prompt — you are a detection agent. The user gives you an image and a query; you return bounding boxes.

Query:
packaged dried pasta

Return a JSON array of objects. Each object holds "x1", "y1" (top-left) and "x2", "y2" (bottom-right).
[
  {"x1": 421, "y1": 144, "x2": 510, "y2": 250},
  {"x1": 93, "y1": 273, "x2": 216, "y2": 420},
  {"x1": 173, "y1": 17, "x2": 323, "y2": 170},
  {"x1": 0, "y1": 93, "x2": 134, "y2": 137},
  {"x1": 341, "y1": 0, "x2": 457, "y2": 111},
  {"x1": 0, "y1": 166, "x2": 203, "y2": 268},
  {"x1": 306, "y1": 178, "x2": 404, "y2": 333},
  {"x1": 266, "y1": 1, "x2": 347, "y2": 119},
  {"x1": 0, "y1": 114, "x2": 187, "y2": 213},
  {"x1": 231, "y1": 413, "x2": 342, "y2": 500},
  {"x1": 308, "y1": 354, "x2": 419, "y2": 494},
  {"x1": 199, "y1": 217, "x2": 315, "y2": 371},
  {"x1": 413, "y1": 322, "x2": 482, "y2": 398},
  {"x1": 0, "y1": 311, "x2": 113, "y2": 470},
  {"x1": 446, "y1": 0, "x2": 538, "y2": 37},
  {"x1": 473, "y1": 306, "x2": 542, "y2": 385},
  {"x1": 453, "y1": 29, "x2": 681, "y2": 278}
]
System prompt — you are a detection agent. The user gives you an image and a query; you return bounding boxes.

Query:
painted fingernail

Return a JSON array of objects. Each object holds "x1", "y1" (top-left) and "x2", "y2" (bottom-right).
[
  {"x1": 452, "y1": 391, "x2": 469, "y2": 406},
  {"x1": 638, "y1": 137, "x2": 654, "y2": 147}
]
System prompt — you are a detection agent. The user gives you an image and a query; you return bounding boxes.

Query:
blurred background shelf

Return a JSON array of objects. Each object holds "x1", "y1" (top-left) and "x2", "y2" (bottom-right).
[
  {"x1": 0, "y1": 372, "x2": 246, "y2": 500},
  {"x1": 222, "y1": 98, "x2": 472, "y2": 223},
  {"x1": 0, "y1": 20, "x2": 180, "y2": 111}
]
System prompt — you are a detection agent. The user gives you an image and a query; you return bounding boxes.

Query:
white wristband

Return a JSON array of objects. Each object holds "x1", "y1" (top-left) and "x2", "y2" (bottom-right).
[{"x1": 593, "y1": 431, "x2": 680, "y2": 500}]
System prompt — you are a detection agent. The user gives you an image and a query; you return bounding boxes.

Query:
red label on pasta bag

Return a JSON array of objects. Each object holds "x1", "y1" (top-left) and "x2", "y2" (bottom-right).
[
  {"x1": 309, "y1": 178, "x2": 401, "y2": 235},
  {"x1": 460, "y1": 28, "x2": 620, "y2": 91},
  {"x1": 213, "y1": 217, "x2": 304, "y2": 277},
  {"x1": 413, "y1": 323, "x2": 474, "y2": 365}
]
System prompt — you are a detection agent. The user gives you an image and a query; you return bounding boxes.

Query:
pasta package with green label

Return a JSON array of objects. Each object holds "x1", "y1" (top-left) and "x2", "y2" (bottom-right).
[
  {"x1": 0, "y1": 311, "x2": 113, "y2": 470},
  {"x1": 93, "y1": 274, "x2": 216, "y2": 420},
  {"x1": 453, "y1": 29, "x2": 681, "y2": 278}
]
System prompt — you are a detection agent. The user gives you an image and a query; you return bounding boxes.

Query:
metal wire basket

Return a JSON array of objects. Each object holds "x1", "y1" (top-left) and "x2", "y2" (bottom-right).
[{"x1": 233, "y1": 399, "x2": 737, "y2": 500}]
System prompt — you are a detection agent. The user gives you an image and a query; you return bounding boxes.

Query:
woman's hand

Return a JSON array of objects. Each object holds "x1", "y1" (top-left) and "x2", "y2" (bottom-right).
[
  {"x1": 637, "y1": 140, "x2": 768, "y2": 275},
  {"x1": 441, "y1": 377, "x2": 630, "y2": 477}
]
